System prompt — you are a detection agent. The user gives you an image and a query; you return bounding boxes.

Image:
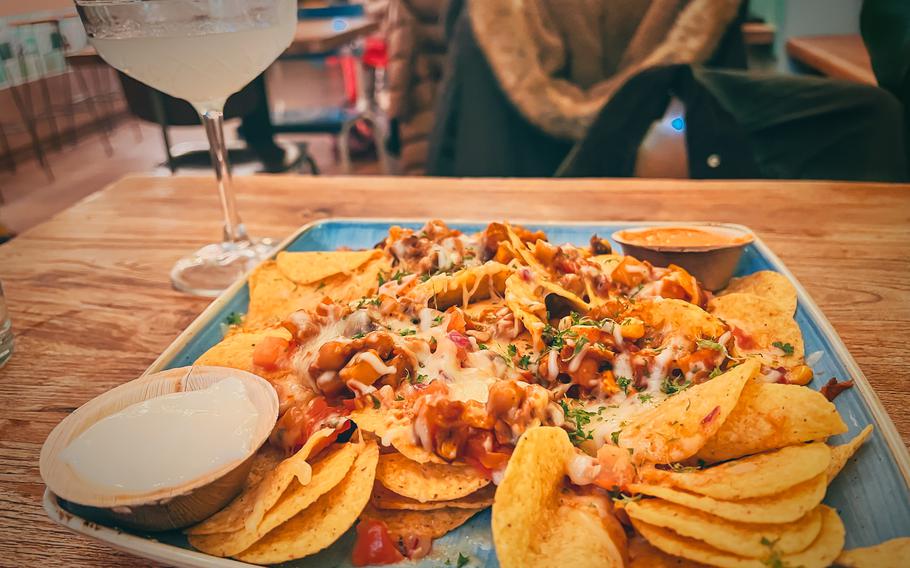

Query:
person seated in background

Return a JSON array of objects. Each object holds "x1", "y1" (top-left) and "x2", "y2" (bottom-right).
[
  {"x1": 384, "y1": 0, "x2": 449, "y2": 175},
  {"x1": 862, "y1": 0, "x2": 910, "y2": 177},
  {"x1": 397, "y1": 0, "x2": 906, "y2": 181}
]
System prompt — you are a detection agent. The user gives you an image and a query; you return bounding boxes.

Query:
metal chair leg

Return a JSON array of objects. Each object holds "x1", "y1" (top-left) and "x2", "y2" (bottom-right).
[
  {"x1": 73, "y1": 66, "x2": 114, "y2": 156},
  {"x1": 62, "y1": 68, "x2": 78, "y2": 146},
  {"x1": 9, "y1": 82, "x2": 54, "y2": 182},
  {"x1": 360, "y1": 111, "x2": 389, "y2": 174},
  {"x1": 338, "y1": 118, "x2": 355, "y2": 174},
  {"x1": 0, "y1": 123, "x2": 15, "y2": 174},
  {"x1": 149, "y1": 90, "x2": 176, "y2": 173},
  {"x1": 37, "y1": 74, "x2": 63, "y2": 152}
]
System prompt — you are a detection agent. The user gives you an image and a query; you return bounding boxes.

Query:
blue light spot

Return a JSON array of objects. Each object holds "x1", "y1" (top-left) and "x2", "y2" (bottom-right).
[
  {"x1": 670, "y1": 117, "x2": 685, "y2": 132},
  {"x1": 331, "y1": 18, "x2": 348, "y2": 32}
]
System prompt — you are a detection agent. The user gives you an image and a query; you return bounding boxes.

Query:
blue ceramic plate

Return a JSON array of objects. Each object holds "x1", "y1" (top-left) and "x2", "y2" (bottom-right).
[{"x1": 45, "y1": 219, "x2": 910, "y2": 568}]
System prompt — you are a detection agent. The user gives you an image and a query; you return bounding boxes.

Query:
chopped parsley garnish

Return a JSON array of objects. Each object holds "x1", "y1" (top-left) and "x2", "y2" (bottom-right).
[
  {"x1": 610, "y1": 492, "x2": 641, "y2": 505},
  {"x1": 661, "y1": 375, "x2": 693, "y2": 396},
  {"x1": 518, "y1": 354, "x2": 531, "y2": 370},
  {"x1": 377, "y1": 272, "x2": 386, "y2": 286},
  {"x1": 351, "y1": 332, "x2": 365, "y2": 340},
  {"x1": 395, "y1": 394, "x2": 404, "y2": 401},
  {"x1": 696, "y1": 338, "x2": 725, "y2": 352},
  {"x1": 371, "y1": 395, "x2": 381, "y2": 409},
  {"x1": 399, "y1": 328, "x2": 416, "y2": 336},
  {"x1": 638, "y1": 393, "x2": 653, "y2": 403},
  {"x1": 507, "y1": 344, "x2": 518, "y2": 357},
  {"x1": 433, "y1": 315, "x2": 444, "y2": 325},
  {"x1": 610, "y1": 430, "x2": 621, "y2": 445},
  {"x1": 477, "y1": 343, "x2": 488, "y2": 350},
  {"x1": 542, "y1": 324, "x2": 577, "y2": 352},
  {"x1": 559, "y1": 400, "x2": 595, "y2": 445},
  {"x1": 572, "y1": 337, "x2": 589, "y2": 358},
  {"x1": 355, "y1": 296, "x2": 381, "y2": 309},
  {"x1": 760, "y1": 537, "x2": 788, "y2": 568},
  {"x1": 224, "y1": 312, "x2": 243, "y2": 325},
  {"x1": 420, "y1": 273, "x2": 431, "y2": 282},
  {"x1": 617, "y1": 376, "x2": 632, "y2": 395},
  {"x1": 391, "y1": 269, "x2": 411, "y2": 283},
  {"x1": 456, "y1": 553, "x2": 470, "y2": 568},
  {"x1": 708, "y1": 367, "x2": 724, "y2": 379},
  {"x1": 772, "y1": 341, "x2": 794, "y2": 355},
  {"x1": 414, "y1": 373, "x2": 428, "y2": 383}
]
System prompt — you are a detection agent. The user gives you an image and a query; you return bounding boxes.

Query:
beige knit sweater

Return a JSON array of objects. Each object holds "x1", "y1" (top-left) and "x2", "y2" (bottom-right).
[{"x1": 469, "y1": 0, "x2": 742, "y2": 140}]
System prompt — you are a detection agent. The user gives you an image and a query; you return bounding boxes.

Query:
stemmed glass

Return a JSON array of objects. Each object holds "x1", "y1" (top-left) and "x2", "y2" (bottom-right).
[{"x1": 75, "y1": 0, "x2": 297, "y2": 297}]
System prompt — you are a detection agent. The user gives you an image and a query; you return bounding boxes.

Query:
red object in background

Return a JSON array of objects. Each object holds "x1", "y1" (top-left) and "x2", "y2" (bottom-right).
[{"x1": 363, "y1": 37, "x2": 388, "y2": 68}]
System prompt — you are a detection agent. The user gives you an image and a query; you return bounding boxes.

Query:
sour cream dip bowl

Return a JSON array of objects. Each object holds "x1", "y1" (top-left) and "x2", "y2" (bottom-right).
[{"x1": 40, "y1": 366, "x2": 279, "y2": 531}]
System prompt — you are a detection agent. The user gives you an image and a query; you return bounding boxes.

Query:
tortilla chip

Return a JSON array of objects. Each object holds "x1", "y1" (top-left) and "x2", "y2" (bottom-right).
[
  {"x1": 827, "y1": 425, "x2": 874, "y2": 483},
  {"x1": 245, "y1": 260, "x2": 307, "y2": 329},
  {"x1": 188, "y1": 442, "x2": 359, "y2": 557},
  {"x1": 375, "y1": 453, "x2": 489, "y2": 503},
  {"x1": 626, "y1": 499, "x2": 822, "y2": 558},
  {"x1": 720, "y1": 271, "x2": 797, "y2": 315},
  {"x1": 504, "y1": 273, "x2": 549, "y2": 346},
  {"x1": 633, "y1": 505, "x2": 844, "y2": 568},
  {"x1": 244, "y1": 444, "x2": 286, "y2": 489},
  {"x1": 360, "y1": 503, "x2": 483, "y2": 540},
  {"x1": 492, "y1": 427, "x2": 626, "y2": 568},
  {"x1": 630, "y1": 473, "x2": 827, "y2": 524},
  {"x1": 628, "y1": 534, "x2": 707, "y2": 567},
  {"x1": 246, "y1": 256, "x2": 391, "y2": 329},
  {"x1": 707, "y1": 293, "x2": 804, "y2": 367},
  {"x1": 370, "y1": 481, "x2": 495, "y2": 511},
  {"x1": 633, "y1": 298, "x2": 727, "y2": 342},
  {"x1": 187, "y1": 429, "x2": 333, "y2": 536},
  {"x1": 276, "y1": 250, "x2": 380, "y2": 284},
  {"x1": 410, "y1": 262, "x2": 511, "y2": 310},
  {"x1": 534, "y1": 493, "x2": 627, "y2": 568},
  {"x1": 835, "y1": 537, "x2": 910, "y2": 568},
  {"x1": 194, "y1": 328, "x2": 291, "y2": 379},
  {"x1": 234, "y1": 439, "x2": 380, "y2": 564},
  {"x1": 349, "y1": 406, "x2": 446, "y2": 464},
  {"x1": 643, "y1": 443, "x2": 831, "y2": 500},
  {"x1": 697, "y1": 382, "x2": 847, "y2": 463},
  {"x1": 538, "y1": 279, "x2": 590, "y2": 312},
  {"x1": 619, "y1": 360, "x2": 758, "y2": 464}
]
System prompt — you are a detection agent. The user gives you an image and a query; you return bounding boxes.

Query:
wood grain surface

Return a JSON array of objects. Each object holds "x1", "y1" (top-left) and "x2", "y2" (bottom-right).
[{"x1": 1, "y1": 174, "x2": 909, "y2": 566}]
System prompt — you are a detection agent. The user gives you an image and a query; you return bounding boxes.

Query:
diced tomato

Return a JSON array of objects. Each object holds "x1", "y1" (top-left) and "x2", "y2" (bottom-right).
[
  {"x1": 400, "y1": 534, "x2": 432, "y2": 559},
  {"x1": 271, "y1": 396, "x2": 350, "y2": 453},
  {"x1": 351, "y1": 519, "x2": 405, "y2": 566},
  {"x1": 252, "y1": 336, "x2": 291, "y2": 370},
  {"x1": 464, "y1": 433, "x2": 511, "y2": 479},
  {"x1": 731, "y1": 327, "x2": 756, "y2": 350}
]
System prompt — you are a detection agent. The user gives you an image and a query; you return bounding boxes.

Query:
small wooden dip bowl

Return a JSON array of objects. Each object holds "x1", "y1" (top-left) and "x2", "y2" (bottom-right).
[
  {"x1": 40, "y1": 366, "x2": 279, "y2": 531},
  {"x1": 612, "y1": 225, "x2": 754, "y2": 291}
]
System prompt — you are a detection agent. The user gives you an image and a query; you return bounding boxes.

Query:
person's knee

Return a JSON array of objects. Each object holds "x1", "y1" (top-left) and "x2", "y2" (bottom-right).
[{"x1": 847, "y1": 84, "x2": 904, "y2": 127}]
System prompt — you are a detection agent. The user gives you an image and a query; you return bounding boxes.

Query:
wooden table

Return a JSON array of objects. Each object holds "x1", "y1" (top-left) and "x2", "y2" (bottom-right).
[
  {"x1": 786, "y1": 34, "x2": 876, "y2": 85},
  {"x1": 1, "y1": 175, "x2": 909, "y2": 565}
]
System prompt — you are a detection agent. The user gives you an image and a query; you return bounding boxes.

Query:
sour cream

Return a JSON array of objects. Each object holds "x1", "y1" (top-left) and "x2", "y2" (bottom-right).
[{"x1": 61, "y1": 377, "x2": 259, "y2": 495}]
